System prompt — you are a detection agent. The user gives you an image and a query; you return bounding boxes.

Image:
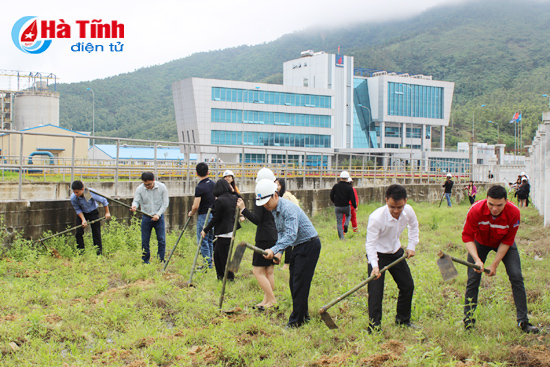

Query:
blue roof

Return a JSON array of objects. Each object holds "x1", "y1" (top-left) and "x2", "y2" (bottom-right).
[{"x1": 94, "y1": 144, "x2": 197, "y2": 160}]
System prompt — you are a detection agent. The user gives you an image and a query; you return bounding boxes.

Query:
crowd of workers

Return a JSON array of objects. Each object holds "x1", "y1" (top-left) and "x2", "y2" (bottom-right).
[{"x1": 67, "y1": 165, "x2": 539, "y2": 333}]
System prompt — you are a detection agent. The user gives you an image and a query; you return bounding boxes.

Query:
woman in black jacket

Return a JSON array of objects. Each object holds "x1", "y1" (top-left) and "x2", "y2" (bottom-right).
[{"x1": 202, "y1": 179, "x2": 240, "y2": 280}]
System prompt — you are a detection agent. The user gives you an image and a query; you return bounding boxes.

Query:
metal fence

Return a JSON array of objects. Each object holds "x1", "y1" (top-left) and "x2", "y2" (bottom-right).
[{"x1": 0, "y1": 129, "x2": 510, "y2": 200}]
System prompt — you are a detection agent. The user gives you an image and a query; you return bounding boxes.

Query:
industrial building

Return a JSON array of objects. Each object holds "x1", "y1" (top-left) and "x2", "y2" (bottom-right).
[{"x1": 172, "y1": 51, "x2": 457, "y2": 167}]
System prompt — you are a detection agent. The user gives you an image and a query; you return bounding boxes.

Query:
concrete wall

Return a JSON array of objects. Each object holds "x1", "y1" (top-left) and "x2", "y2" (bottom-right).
[{"x1": 0, "y1": 183, "x2": 473, "y2": 244}]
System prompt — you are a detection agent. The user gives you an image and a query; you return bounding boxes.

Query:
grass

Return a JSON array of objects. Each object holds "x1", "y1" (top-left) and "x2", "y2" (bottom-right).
[{"x1": 0, "y1": 197, "x2": 549, "y2": 366}]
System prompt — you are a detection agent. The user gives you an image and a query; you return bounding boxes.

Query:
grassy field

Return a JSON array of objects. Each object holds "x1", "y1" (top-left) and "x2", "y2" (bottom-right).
[{"x1": 1, "y1": 195, "x2": 549, "y2": 366}]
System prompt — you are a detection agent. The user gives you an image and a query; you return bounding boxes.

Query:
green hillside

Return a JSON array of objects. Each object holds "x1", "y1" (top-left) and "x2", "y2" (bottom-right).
[{"x1": 58, "y1": 0, "x2": 550, "y2": 149}]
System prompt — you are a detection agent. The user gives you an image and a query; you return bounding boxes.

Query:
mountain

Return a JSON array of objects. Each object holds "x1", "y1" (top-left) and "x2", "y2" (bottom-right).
[{"x1": 58, "y1": 0, "x2": 550, "y2": 149}]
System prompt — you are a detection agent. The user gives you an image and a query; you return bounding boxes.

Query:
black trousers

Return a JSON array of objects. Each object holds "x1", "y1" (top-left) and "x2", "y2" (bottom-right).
[
  {"x1": 213, "y1": 237, "x2": 234, "y2": 281},
  {"x1": 367, "y1": 248, "x2": 414, "y2": 327},
  {"x1": 75, "y1": 209, "x2": 102, "y2": 255},
  {"x1": 288, "y1": 237, "x2": 321, "y2": 327}
]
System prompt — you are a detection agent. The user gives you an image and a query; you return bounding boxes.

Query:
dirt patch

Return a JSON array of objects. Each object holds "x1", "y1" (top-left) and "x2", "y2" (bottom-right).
[
  {"x1": 188, "y1": 345, "x2": 220, "y2": 364},
  {"x1": 45, "y1": 314, "x2": 62, "y2": 323},
  {"x1": 509, "y1": 345, "x2": 550, "y2": 366},
  {"x1": 92, "y1": 349, "x2": 133, "y2": 365},
  {"x1": 0, "y1": 314, "x2": 18, "y2": 323},
  {"x1": 124, "y1": 360, "x2": 147, "y2": 367},
  {"x1": 135, "y1": 337, "x2": 155, "y2": 348},
  {"x1": 313, "y1": 353, "x2": 352, "y2": 366},
  {"x1": 380, "y1": 340, "x2": 406, "y2": 355},
  {"x1": 359, "y1": 352, "x2": 398, "y2": 367},
  {"x1": 14, "y1": 269, "x2": 50, "y2": 278}
]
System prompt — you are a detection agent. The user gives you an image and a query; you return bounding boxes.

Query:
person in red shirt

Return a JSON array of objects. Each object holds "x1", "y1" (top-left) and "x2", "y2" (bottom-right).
[{"x1": 462, "y1": 185, "x2": 538, "y2": 333}]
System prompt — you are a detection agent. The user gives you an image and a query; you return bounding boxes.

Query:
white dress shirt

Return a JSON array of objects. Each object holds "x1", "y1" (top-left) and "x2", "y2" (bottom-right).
[{"x1": 365, "y1": 204, "x2": 419, "y2": 268}]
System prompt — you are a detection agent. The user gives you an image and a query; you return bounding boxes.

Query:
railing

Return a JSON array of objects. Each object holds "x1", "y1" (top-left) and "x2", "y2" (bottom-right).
[{"x1": 0, "y1": 129, "x2": 511, "y2": 200}]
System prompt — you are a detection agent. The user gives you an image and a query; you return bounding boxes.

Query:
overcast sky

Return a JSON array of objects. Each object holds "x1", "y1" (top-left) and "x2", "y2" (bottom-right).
[{"x1": 1, "y1": 0, "x2": 468, "y2": 87}]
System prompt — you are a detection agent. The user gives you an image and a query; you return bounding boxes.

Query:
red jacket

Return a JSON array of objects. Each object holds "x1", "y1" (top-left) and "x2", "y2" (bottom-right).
[{"x1": 462, "y1": 199, "x2": 520, "y2": 248}]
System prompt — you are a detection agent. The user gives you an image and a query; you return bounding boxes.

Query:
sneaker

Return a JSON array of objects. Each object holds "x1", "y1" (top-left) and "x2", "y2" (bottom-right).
[
  {"x1": 353, "y1": 227, "x2": 359, "y2": 233},
  {"x1": 344, "y1": 225, "x2": 348, "y2": 233},
  {"x1": 519, "y1": 321, "x2": 539, "y2": 334}
]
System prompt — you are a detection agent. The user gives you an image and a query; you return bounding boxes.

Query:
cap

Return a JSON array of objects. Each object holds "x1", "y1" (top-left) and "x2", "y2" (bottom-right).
[
  {"x1": 223, "y1": 170, "x2": 234, "y2": 178},
  {"x1": 347, "y1": 177, "x2": 353, "y2": 183},
  {"x1": 521, "y1": 171, "x2": 526, "y2": 176},
  {"x1": 256, "y1": 167, "x2": 276, "y2": 183},
  {"x1": 255, "y1": 179, "x2": 278, "y2": 206},
  {"x1": 446, "y1": 173, "x2": 452, "y2": 178},
  {"x1": 522, "y1": 177, "x2": 527, "y2": 181},
  {"x1": 340, "y1": 171, "x2": 350, "y2": 179}
]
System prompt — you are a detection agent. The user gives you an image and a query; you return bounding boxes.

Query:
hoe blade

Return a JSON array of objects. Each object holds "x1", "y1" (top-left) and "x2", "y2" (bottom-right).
[
  {"x1": 437, "y1": 253, "x2": 459, "y2": 281},
  {"x1": 320, "y1": 311, "x2": 339, "y2": 330},
  {"x1": 228, "y1": 242, "x2": 247, "y2": 273}
]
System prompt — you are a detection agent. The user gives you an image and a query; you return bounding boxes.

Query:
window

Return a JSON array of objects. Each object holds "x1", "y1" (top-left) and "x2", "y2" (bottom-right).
[
  {"x1": 211, "y1": 130, "x2": 331, "y2": 148},
  {"x1": 387, "y1": 83, "x2": 444, "y2": 119},
  {"x1": 211, "y1": 87, "x2": 331, "y2": 108},
  {"x1": 211, "y1": 109, "x2": 331, "y2": 128}
]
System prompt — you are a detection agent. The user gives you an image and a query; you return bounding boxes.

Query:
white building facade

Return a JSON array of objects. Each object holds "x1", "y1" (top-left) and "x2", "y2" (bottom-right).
[{"x1": 172, "y1": 51, "x2": 456, "y2": 168}]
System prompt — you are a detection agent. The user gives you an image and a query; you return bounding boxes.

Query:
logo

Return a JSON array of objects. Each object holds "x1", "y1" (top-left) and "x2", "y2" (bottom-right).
[
  {"x1": 12, "y1": 17, "x2": 125, "y2": 55},
  {"x1": 12, "y1": 16, "x2": 52, "y2": 54}
]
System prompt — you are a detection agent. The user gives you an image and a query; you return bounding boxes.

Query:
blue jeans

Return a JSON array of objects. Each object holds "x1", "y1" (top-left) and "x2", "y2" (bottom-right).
[
  {"x1": 445, "y1": 193, "x2": 452, "y2": 207},
  {"x1": 464, "y1": 241, "x2": 529, "y2": 324},
  {"x1": 141, "y1": 215, "x2": 166, "y2": 263},
  {"x1": 197, "y1": 213, "x2": 214, "y2": 268}
]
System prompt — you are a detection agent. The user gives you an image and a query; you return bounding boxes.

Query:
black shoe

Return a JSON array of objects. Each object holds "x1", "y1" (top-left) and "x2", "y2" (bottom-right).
[
  {"x1": 464, "y1": 317, "x2": 476, "y2": 331},
  {"x1": 519, "y1": 321, "x2": 539, "y2": 334},
  {"x1": 344, "y1": 225, "x2": 348, "y2": 233}
]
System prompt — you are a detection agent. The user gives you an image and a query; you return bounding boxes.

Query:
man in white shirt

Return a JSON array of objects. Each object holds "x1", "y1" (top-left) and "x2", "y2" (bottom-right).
[{"x1": 365, "y1": 184, "x2": 419, "y2": 332}]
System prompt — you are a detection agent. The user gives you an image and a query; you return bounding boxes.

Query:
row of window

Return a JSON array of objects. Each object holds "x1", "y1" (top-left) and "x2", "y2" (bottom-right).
[
  {"x1": 242, "y1": 154, "x2": 328, "y2": 166},
  {"x1": 211, "y1": 109, "x2": 331, "y2": 128},
  {"x1": 211, "y1": 87, "x2": 331, "y2": 109},
  {"x1": 211, "y1": 130, "x2": 331, "y2": 148},
  {"x1": 387, "y1": 82, "x2": 444, "y2": 119}
]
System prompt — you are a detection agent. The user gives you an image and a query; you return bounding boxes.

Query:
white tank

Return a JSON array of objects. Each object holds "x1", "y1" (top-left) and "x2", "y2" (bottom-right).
[{"x1": 13, "y1": 92, "x2": 60, "y2": 130}]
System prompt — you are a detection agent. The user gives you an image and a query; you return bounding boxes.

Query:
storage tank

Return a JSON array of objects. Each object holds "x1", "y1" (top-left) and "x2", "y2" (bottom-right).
[{"x1": 13, "y1": 91, "x2": 60, "y2": 130}]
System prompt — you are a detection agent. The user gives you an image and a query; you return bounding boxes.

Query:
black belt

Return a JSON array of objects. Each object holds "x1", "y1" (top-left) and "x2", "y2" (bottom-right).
[{"x1": 294, "y1": 235, "x2": 319, "y2": 248}]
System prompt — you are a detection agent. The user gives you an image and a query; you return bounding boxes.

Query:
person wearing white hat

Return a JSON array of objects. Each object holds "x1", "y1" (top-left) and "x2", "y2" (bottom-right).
[
  {"x1": 442, "y1": 174, "x2": 454, "y2": 208},
  {"x1": 223, "y1": 170, "x2": 241, "y2": 196},
  {"x1": 235, "y1": 168, "x2": 279, "y2": 310},
  {"x1": 256, "y1": 179, "x2": 321, "y2": 328},
  {"x1": 330, "y1": 171, "x2": 357, "y2": 239}
]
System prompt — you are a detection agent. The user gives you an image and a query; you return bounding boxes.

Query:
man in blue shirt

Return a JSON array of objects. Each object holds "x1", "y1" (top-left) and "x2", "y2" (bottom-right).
[
  {"x1": 257, "y1": 179, "x2": 321, "y2": 328},
  {"x1": 70, "y1": 180, "x2": 111, "y2": 255}
]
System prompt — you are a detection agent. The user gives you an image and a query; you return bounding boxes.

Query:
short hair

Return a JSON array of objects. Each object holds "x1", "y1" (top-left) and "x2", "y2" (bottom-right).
[
  {"x1": 385, "y1": 184, "x2": 407, "y2": 201},
  {"x1": 71, "y1": 180, "x2": 84, "y2": 190},
  {"x1": 487, "y1": 185, "x2": 507, "y2": 200},
  {"x1": 141, "y1": 172, "x2": 154, "y2": 181},
  {"x1": 196, "y1": 162, "x2": 209, "y2": 177},
  {"x1": 275, "y1": 178, "x2": 286, "y2": 197},
  {"x1": 213, "y1": 178, "x2": 231, "y2": 197}
]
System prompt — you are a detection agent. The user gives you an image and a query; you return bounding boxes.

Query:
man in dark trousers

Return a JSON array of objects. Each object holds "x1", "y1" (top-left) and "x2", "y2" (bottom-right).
[
  {"x1": 330, "y1": 171, "x2": 357, "y2": 239},
  {"x1": 365, "y1": 184, "x2": 419, "y2": 332},
  {"x1": 442, "y1": 173, "x2": 454, "y2": 207},
  {"x1": 462, "y1": 185, "x2": 538, "y2": 333},
  {"x1": 188, "y1": 162, "x2": 215, "y2": 268},
  {"x1": 257, "y1": 179, "x2": 321, "y2": 328},
  {"x1": 131, "y1": 172, "x2": 169, "y2": 264},
  {"x1": 70, "y1": 180, "x2": 111, "y2": 255}
]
